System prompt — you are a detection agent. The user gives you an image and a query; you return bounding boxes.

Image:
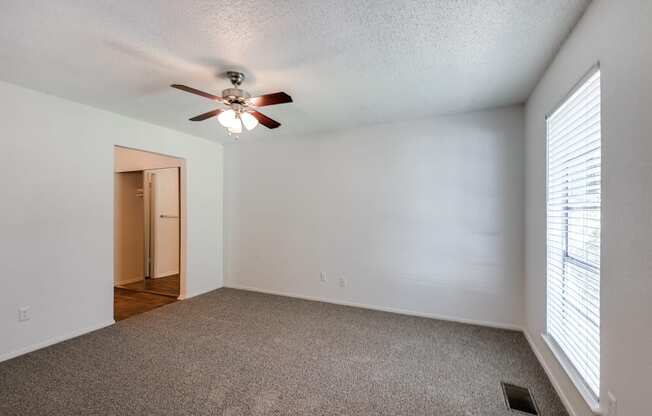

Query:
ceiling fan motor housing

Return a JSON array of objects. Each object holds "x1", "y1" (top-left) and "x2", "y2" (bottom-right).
[{"x1": 222, "y1": 87, "x2": 251, "y2": 105}]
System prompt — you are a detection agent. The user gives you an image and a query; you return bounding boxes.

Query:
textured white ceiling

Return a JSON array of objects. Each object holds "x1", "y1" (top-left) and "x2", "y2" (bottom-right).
[{"x1": 0, "y1": 0, "x2": 589, "y2": 142}]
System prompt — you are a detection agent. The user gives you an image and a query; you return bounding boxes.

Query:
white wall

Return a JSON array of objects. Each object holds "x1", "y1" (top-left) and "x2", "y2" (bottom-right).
[
  {"x1": 524, "y1": 1, "x2": 652, "y2": 415},
  {"x1": 225, "y1": 106, "x2": 525, "y2": 328},
  {"x1": 0, "y1": 80, "x2": 224, "y2": 360},
  {"x1": 114, "y1": 171, "x2": 145, "y2": 285}
]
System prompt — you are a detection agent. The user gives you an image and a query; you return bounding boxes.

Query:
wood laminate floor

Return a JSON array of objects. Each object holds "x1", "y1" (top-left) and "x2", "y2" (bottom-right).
[
  {"x1": 113, "y1": 288, "x2": 177, "y2": 321},
  {"x1": 117, "y1": 274, "x2": 180, "y2": 297}
]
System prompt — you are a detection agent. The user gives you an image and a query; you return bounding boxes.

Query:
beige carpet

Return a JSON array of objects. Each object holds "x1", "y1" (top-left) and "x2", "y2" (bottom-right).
[{"x1": 0, "y1": 288, "x2": 567, "y2": 415}]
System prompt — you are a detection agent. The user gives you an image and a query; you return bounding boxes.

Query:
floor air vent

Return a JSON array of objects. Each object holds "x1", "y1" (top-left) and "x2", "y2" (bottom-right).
[{"x1": 501, "y1": 382, "x2": 539, "y2": 415}]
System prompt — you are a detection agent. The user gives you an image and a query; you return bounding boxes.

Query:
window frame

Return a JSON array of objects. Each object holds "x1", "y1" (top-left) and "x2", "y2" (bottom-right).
[{"x1": 543, "y1": 63, "x2": 602, "y2": 413}]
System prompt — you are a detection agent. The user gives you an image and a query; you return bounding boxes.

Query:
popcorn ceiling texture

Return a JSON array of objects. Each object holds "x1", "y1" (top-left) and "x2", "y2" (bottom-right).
[
  {"x1": 0, "y1": 0, "x2": 588, "y2": 142},
  {"x1": 0, "y1": 289, "x2": 567, "y2": 415}
]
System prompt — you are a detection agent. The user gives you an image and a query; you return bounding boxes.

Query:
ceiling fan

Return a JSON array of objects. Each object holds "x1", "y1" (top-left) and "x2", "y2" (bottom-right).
[{"x1": 171, "y1": 71, "x2": 292, "y2": 137}]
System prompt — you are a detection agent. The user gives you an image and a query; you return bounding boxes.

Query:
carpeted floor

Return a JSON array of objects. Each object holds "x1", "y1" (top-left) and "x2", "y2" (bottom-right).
[{"x1": 0, "y1": 289, "x2": 567, "y2": 416}]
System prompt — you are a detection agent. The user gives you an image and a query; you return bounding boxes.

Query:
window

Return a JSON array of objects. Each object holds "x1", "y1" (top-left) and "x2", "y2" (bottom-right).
[{"x1": 546, "y1": 67, "x2": 601, "y2": 400}]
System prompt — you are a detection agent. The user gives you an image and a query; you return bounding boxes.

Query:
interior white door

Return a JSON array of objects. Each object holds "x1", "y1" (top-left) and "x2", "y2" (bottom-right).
[{"x1": 150, "y1": 167, "x2": 180, "y2": 278}]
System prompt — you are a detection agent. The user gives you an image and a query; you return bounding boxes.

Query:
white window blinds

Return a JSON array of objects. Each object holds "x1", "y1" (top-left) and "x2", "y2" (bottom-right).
[{"x1": 546, "y1": 68, "x2": 601, "y2": 398}]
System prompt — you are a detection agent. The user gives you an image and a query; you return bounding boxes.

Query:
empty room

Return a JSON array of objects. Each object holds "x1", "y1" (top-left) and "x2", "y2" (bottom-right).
[{"x1": 0, "y1": 1, "x2": 650, "y2": 415}]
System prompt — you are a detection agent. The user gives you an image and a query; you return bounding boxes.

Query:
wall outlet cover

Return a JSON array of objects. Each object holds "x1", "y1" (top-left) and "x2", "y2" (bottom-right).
[
  {"x1": 18, "y1": 306, "x2": 30, "y2": 322},
  {"x1": 320, "y1": 272, "x2": 327, "y2": 282}
]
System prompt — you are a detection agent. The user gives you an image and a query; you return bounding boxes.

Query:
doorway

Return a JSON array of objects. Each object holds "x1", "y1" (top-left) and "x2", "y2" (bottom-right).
[{"x1": 113, "y1": 146, "x2": 186, "y2": 321}]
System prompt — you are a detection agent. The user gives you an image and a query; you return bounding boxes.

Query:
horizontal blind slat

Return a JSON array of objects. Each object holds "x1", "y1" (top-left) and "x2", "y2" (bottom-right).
[
  {"x1": 548, "y1": 106, "x2": 601, "y2": 152},
  {"x1": 546, "y1": 69, "x2": 601, "y2": 398}
]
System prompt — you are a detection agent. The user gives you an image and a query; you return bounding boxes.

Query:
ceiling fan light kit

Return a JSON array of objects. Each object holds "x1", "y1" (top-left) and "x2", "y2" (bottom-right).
[{"x1": 171, "y1": 71, "x2": 292, "y2": 139}]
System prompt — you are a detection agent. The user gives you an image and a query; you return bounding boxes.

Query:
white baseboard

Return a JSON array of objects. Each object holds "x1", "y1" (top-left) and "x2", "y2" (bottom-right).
[
  {"x1": 523, "y1": 330, "x2": 579, "y2": 416},
  {"x1": 153, "y1": 271, "x2": 179, "y2": 279},
  {"x1": 0, "y1": 320, "x2": 115, "y2": 363},
  {"x1": 179, "y1": 284, "x2": 224, "y2": 300},
  {"x1": 226, "y1": 284, "x2": 523, "y2": 331},
  {"x1": 177, "y1": 292, "x2": 195, "y2": 300},
  {"x1": 115, "y1": 276, "x2": 143, "y2": 286}
]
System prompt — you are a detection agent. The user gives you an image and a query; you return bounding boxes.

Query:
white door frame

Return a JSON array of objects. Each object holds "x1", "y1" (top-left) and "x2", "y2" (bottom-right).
[{"x1": 114, "y1": 145, "x2": 187, "y2": 300}]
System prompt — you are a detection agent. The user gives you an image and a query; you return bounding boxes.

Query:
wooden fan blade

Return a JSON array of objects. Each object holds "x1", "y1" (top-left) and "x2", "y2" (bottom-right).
[
  {"x1": 189, "y1": 108, "x2": 224, "y2": 121},
  {"x1": 249, "y1": 92, "x2": 293, "y2": 107},
  {"x1": 251, "y1": 111, "x2": 281, "y2": 129},
  {"x1": 171, "y1": 84, "x2": 221, "y2": 101}
]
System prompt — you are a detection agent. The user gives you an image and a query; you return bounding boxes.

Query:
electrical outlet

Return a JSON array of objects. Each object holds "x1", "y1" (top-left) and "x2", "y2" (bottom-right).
[
  {"x1": 606, "y1": 391, "x2": 617, "y2": 416},
  {"x1": 320, "y1": 272, "x2": 327, "y2": 283},
  {"x1": 18, "y1": 306, "x2": 30, "y2": 322},
  {"x1": 339, "y1": 277, "x2": 347, "y2": 288}
]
